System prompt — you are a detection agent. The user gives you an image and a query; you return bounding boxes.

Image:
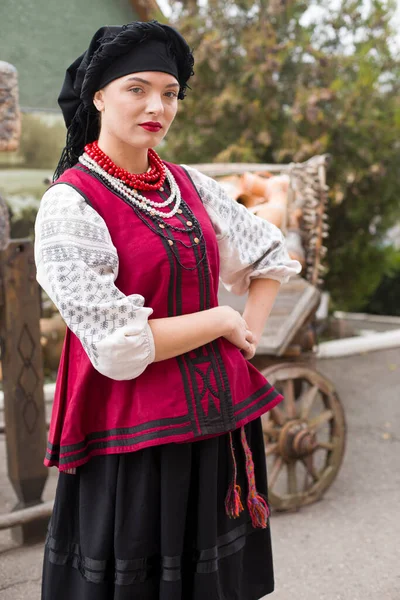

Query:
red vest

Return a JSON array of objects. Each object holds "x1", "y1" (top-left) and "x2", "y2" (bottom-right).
[{"x1": 45, "y1": 163, "x2": 283, "y2": 471}]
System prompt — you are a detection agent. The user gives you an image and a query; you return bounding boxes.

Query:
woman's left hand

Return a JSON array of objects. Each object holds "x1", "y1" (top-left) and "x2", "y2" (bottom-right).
[
  {"x1": 240, "y1": 330, "x2": 258, "y2": 360},
  {"x1": 241, "y1": 342, "x2": 257, "y2": 360}
]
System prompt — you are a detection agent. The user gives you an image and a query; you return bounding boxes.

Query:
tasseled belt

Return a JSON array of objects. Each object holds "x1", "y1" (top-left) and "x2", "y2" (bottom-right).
[{"x1": 225, "y1": 427, "x2": 270, "y2": 529}]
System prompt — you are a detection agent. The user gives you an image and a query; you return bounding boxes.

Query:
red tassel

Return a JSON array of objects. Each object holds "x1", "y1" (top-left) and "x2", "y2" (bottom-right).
[
  {"x1": 240, "y1": 427, "x2": 270, "y2": 529},
  {"x1": 247, "y1": 493, "x2": 270, "y2": 529},
  {"x1": 225, "y1": 482, "x2": 244, "y2": 519},
  {"x1": 225, "y1": 432, "x2": 244, "y2": 519}
]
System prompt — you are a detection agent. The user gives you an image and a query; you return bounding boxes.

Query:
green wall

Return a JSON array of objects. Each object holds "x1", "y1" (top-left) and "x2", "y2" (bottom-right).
[{"x1": 0, "y1": 0, "x2": 138, "y2": 110}]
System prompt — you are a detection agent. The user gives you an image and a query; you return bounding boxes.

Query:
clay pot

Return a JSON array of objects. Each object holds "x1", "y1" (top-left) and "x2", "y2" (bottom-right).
[
  {"x1": 241, "y1": 172, "x2": 271, "y2": 199},
  {"x1": 253, "y1": 202, "x2": 285, "y2": 228}
]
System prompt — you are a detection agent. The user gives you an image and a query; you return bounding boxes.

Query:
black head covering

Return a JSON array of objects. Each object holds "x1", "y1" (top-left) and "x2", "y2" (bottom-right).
[{"x1": 54, "y1": 21, "x2": 194, "y2": 179}]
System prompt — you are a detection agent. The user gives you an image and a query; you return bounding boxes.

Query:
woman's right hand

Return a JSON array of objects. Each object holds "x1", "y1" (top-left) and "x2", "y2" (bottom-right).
[{"x1": 218, "y1": 306, "x2": 255, "y2": 357}]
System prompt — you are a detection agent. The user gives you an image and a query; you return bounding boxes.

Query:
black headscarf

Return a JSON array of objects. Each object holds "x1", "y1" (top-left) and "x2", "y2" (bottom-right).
[{"x1": 54, "y1": 21, "x2": 194, "y2": 179}]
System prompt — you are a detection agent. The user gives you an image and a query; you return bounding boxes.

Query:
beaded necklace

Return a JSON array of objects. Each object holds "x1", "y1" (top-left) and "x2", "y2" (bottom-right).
[
  {"x1": 79, "y1": 153, "x2": 182, "y2": 219},
  {"x1": 84, "y1": 141, "x2": 166, "y2": 190}
]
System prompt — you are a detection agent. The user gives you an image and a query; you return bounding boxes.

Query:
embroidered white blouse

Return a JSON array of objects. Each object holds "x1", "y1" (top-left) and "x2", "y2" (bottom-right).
[{"x1": 34, "y1": 166, "x2": 301, "y2": 380}]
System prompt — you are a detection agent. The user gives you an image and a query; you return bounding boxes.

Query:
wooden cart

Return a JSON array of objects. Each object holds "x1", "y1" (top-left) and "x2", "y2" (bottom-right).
[{"x1": 195, "y1": 155, "x2": 346, "y2": 511}]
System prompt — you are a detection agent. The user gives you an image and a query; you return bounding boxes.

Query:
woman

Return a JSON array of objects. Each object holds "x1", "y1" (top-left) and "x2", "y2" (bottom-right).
[{"x1": 35, "y1": 21, "x2": 301, "y2": 600}]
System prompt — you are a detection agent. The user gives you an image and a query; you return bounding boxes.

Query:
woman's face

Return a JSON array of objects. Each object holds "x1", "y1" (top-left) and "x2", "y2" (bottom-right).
[{"x1": 93, "y1": 71, "x2": 179, "y2": 149}]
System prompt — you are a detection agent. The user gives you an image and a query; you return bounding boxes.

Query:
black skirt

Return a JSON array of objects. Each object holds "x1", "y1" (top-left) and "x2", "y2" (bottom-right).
[{"x1": 42, "y1": 418, "x2": 274, "y2": 600}]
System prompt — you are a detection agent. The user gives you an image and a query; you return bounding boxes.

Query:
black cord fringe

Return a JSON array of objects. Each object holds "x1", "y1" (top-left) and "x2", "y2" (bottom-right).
[{"x1": 54, "y1": 105, "x2": 99, "y2": 181}]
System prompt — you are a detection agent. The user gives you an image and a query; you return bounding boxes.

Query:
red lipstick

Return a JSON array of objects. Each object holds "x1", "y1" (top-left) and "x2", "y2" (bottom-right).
[{"x1": 139, "y1": 122, "x2": 162, "y2": 132}]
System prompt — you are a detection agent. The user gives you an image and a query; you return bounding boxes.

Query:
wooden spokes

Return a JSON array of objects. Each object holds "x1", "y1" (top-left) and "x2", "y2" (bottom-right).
[
  {"x1": 269, "y1": 406, "x2": 286, "y2": 426},
  {"x1": 269, "y1": 456, "x2": 284, "y2": 489},
  {"x1": 260, "y1": 363, "x2": 346, "y2": 511},
  {"x1": 309, "y1": 409, "x2": 334, "y2": 431},
  {"x1": 283, "y1": 378, "x2": 297, "y2": 419},
  {"x1": 299, "y1": 385, "x2": 319, "y2": 419}
]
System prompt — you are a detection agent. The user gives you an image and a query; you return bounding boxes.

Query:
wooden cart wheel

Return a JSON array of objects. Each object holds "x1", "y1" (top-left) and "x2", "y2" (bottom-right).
[{"x1": 260, "y1": 363, "x2": 346, "y2": 511}]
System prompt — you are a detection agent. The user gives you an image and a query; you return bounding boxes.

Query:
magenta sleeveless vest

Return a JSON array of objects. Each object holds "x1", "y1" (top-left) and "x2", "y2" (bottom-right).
[{"x1": 45, "y1": 162, "x2": 283, "y2": 471}]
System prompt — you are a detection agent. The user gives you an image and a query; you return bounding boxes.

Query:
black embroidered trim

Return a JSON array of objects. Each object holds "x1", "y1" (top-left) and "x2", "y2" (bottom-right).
[
  {"x1": 175, "y1": 203, "x2": 206, "y2": 310},
  {"x1": 234, "y1": 383, "x2": 276, "y2": 414},
  {"x1": 49, "y1": 426, "x2": 193, "y2": 465},
  {"x1": 45, "y1": 384, "x2": 281, "y2": 466},
  {"x1": 160, "y1": 230, "x2": 201, "y2": 435},
  {"x1": 179, "y1": 165, "x2": 235, "y2": 433},
  {"x1": 46, "y1": 421, "x2": 192, "y2": 464},
  {"x1": 171, "y1": 202, "x2": 223, "y2": 434},
  {"x1": 46, "y1": 415, "x2": 191, "y2": 454},
  {"x1": 234, "y1": 385, "x2": 282, "y2": 423},
  {"x1": 45, "y1": 520, "x2": 259, "y2": 585}
]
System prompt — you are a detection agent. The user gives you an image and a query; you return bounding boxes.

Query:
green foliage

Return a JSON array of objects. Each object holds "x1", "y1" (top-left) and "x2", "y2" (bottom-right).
[
  {"x1": 166, "y1": 0, "x2": 400, "y2": 311},
  {"x1": 19, "y1": 113, "x2": 66, "y2": 169},
  {"x1": 362, "y1": 252, "x2": 400, "y2": 315}
]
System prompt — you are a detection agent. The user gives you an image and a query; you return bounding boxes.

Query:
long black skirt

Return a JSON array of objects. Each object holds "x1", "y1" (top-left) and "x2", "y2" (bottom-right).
[{"x1": 42, "y1": 418, "x2": 274, "y2": 600}]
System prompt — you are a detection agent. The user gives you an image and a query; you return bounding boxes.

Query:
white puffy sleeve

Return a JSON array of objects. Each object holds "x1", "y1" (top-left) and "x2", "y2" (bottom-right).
[
  {"x1": 182, "y1": 165, "x2": 302, "y2": 295},
  {"x1": 34, "y1": 183, "x2": 155, "y2": 380}
]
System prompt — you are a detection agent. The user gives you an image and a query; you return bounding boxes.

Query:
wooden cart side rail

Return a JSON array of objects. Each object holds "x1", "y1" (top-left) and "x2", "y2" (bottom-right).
[
  {"x1": 256, "y1": 280, "x2": 321, "y2": 356},
  {"x1": 187, "y1": 162, "x2": 293, "y2": 177}
]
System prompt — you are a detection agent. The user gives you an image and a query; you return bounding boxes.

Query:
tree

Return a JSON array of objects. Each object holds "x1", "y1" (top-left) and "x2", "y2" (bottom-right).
[
  {"x1": 165, "y1": 0, "x2": 400, "y2": 310},
  {"x1": 363, "y1": 252, "x2": 400, "y2": 315}
]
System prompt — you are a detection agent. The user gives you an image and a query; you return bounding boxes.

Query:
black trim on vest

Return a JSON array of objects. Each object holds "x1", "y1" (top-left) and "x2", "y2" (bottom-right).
[
  {"x1": 161, "y1": 230, "x2": 201, "y2": 436},
  {"x1": 47, "y1": 414, "x2": 191, "y2": 454},
  {"x1": 47, "y1": 422, "x2": 193, "y2": 465},
  {"x1": 177, "y1": 165, "x2": 236, "y2": 433},
  {"x1": 167, "y1": 204, "x2": 209, "y2": 434}
]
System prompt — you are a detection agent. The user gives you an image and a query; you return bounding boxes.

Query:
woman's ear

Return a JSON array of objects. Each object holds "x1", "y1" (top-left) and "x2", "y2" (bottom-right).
[{"x1": 93, "y1": 90, "x2": 105, "y2": 112}]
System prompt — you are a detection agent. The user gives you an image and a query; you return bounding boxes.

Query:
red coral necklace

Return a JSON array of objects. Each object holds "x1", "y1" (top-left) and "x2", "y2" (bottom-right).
[{"x1": 84, "y1": 141, "x2": 166, "y2": 191}]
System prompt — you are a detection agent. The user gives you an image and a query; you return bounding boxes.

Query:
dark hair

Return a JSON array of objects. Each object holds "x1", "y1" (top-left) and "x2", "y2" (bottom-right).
[{"x1": 54, "y1": 21, "x2": 194, "y2": 180}]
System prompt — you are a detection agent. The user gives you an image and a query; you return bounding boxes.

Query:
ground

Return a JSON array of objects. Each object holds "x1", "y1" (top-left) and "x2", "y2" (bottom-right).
[{"x1": 0, "y1": 348, "x2": 399, "y2": 599}]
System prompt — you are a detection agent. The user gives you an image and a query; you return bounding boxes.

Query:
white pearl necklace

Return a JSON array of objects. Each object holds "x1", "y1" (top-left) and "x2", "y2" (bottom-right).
[
  {"x1": 79, "y1": 153, "x2": 182, "y2": 219},
  {"x1": 80, "y1": 153, "x2": 178, "y2": 208}
]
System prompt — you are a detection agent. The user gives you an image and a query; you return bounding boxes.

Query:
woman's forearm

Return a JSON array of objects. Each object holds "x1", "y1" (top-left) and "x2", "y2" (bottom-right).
[
  {"x1": 242, "y1": 278, "x2": 281, "y2": 345},
  {"x1": 148, "y1": 279, "x2": 280, "y2": 363},
  {"x1": 149, "y1": 306, "x2": 230, "y2": 362}
]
